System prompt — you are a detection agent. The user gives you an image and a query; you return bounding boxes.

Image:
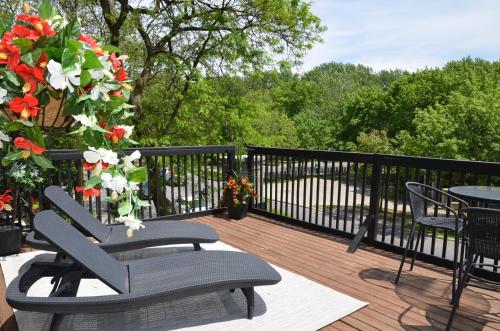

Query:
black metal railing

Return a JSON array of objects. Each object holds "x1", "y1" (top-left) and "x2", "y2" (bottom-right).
[
  {"x1": 8, "y1": 145, "x2": 235, "y2": 230},
  {"x1": 247, "y1": 146, "x2": 500, "y2": 271}
]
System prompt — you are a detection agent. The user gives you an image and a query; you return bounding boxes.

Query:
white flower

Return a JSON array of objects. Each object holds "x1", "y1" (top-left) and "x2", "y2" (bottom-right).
[
  {"x1": 0, "y1": 87, "x2": 7, "y2": 104},
  {"x1": 0, "y1": 130, "x2": 10, "y2": 148},
  {"x1": 89, "y1": 55, "x2": 113, "y2": 80},
  {"x1": 83, "y1": 147, "x2": 119, "y2": 165},
  {"x1": 116, "y1": 214, "x2": 144, "y2": 236},
  {"x1": 90, "y1": 83, "x2": 111, "y2": 102},
  {"x1": 101, "y1": 172, "x2": 128, "y2": 194},
  {"x1": 117, "y1": 125, "x2": 134, "y2": 139},
  {"x1": 73, "y1": 114, "x2": 97, "y2": 128},
  {"x1": 123, "y1": 150, "x2": 141, "y2": 171},
  {"x1": 47, "y1": 60, "x2": 81, "y2": 92}
]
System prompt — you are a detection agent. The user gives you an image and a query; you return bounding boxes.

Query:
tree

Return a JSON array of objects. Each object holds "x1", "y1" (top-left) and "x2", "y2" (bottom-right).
[{"x1": 94, "y1": 0, "x2": 325, "y2": 134}]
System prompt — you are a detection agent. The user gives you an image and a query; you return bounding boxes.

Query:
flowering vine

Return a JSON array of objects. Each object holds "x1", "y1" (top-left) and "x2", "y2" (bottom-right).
[{"x1": 0, "y1": 1, "x2": 148, "y2": 235}]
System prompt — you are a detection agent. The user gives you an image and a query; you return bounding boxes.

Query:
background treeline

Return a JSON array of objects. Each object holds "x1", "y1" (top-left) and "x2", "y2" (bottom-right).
[
  {"x1": 144, "y1": 58, "x2": 500, "y2": 162},
  {"x1": 1, "y1": 1, "x2": 499, "y2": 162}
]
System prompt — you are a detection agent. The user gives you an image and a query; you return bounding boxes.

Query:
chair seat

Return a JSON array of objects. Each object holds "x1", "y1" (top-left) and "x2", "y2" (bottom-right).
[{"x1": 416, "y1": 216, "x2": 463, "y2": 231}]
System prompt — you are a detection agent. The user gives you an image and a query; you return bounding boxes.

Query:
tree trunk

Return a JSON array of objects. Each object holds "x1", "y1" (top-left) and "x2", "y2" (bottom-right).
[{"x1": 132, "y1": 56, "x2": 152, "y2": 130}]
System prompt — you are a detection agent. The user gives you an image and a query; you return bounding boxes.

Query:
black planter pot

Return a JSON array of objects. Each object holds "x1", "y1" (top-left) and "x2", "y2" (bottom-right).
[
  {"x1": 225, "y1": 193, "x2": 249, "y2": 220},
  {"x1": 0, "y1": 224, "x2": 22, "y2": 256}
]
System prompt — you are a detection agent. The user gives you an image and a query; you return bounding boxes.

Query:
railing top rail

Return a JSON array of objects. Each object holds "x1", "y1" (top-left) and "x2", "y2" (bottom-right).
[
  {"x1": 47, "y1": 145, "x2": 236, "y2": 160},
  {"x1": 247, "y1": 146, "x2": 500, "y2": 175}
]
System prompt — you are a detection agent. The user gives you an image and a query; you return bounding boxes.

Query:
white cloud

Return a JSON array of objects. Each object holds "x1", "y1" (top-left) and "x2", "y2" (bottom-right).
[{"x1": 300, "y1": 0, "x2": 500, "y2": 72}]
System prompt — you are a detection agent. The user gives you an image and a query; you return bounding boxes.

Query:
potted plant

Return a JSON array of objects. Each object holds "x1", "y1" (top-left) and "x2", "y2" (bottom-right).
[
  {"x1": 0, "y1": 188, "x2": 22, "y2": 256},
  {"x1": 223, "y1": 171, "x2": 257, "y2": 220},
  {"x1": 0, "y1": 1, "x2": 149, "y2": 237}
]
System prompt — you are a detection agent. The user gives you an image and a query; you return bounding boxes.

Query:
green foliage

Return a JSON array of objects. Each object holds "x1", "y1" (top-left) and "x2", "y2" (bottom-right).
[{"x1": 355, "y1": 130, "x2": 394, "y2": 154}]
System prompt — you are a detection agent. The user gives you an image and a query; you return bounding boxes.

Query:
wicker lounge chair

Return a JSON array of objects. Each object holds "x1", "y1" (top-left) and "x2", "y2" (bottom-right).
[
  {"x1": 7, "y1": 210, "x2": 281, "y2": 329},
  {"x1": 26, "y1": 185, "x2": 218, "y2": 253}
]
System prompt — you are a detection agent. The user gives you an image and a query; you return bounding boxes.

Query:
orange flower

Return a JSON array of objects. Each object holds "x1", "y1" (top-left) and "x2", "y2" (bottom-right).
[
  {"x1": 78, "y1": 34, "x2": 105, "y2": 56},
  {"x1": 0, "y1": 189, "x2": 13, "y2": 212},
  {"x1": 15, "y1": 64, "x2": 45, "y2": 94},
  {"x1": 16, "y1": 14, "x2": 55, "y2": 38},
  {"x1": 8, "y1": 94, "x2": 40, "y2": 119},
  {"x1": 76, "y1": 186, "x2": 101, "y2": 199},
  {"x1": 12, "y1": 25, "x2": 39, "y2": 40},
  {"x1": 13, "y1": 137, "x2": 45, "y2": 155},
  {"x1": 104, "y1": 126, "x2": 126, "y2": 144},
  {"x1": 0, "y1": 37, "x2": 21, "y2": 70},
  {"x1": 114, "y1": 67, "x2": 128, "y2": 82}
]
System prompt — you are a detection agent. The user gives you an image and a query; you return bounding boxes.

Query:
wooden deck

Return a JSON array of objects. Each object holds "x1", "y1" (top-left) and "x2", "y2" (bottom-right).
[{"x1": 2, "y1": 214, "x2": 500, "y2": 330}]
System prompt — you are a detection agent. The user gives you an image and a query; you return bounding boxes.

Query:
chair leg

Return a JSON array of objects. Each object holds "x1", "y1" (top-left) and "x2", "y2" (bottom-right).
[
  {"x1": 395, "y1": 223, "x2": 418, "y2": 284},
  {"x1": 410, "y1": 225, "x2": 423, "y2": 271},
  {"x1": 451, "y1": 232, "x2": 460, "y2": 303},
  {"x1": 193, "y1": 243, "x2": 201, "y2": 251},
  {"x1": 446, "y1": 255, "x2": 474, "y2": 331},
  {"x1": 242, "y1": 287, "x2": 255, "y2": 319}
]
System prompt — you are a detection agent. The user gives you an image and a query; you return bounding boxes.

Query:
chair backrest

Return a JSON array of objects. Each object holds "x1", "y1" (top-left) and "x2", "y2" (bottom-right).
[
  {"x1": 406, "y1": 182, "x2": 427, "y2": 221},
  {"x1": 44, "y1": 185, "x2": 110, "y2": 242},
  {"x1": 34, "y1": 210, "x2": 129, "y2": 293},
  {"x1": 463, "y1": 207, "x2": 500, "y2": 260}
]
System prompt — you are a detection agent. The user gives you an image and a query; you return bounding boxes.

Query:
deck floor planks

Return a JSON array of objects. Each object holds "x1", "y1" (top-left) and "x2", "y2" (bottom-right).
[
  {"x1": 1, "y1": 213, "x2": 500, "y2": 330},
  {"x1": 193, "y1": 214, "x2": 500, "y2": 330}
]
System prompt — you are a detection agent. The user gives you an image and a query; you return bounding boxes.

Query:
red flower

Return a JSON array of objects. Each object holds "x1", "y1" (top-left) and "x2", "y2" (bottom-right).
[
  {"x1": 79, "y1": 34, "x2": 98, "y2": 48},
  {"x1": 13, "y1": 137, "x2": 45, "y2": 155},
  {"x1": 78, "y1": 34, "x2": 105, "y2": 56},
  {"x1": 0, "y1": 40, "x2": 21, "y2": 71},
  {"x1": 104, "y1": 126, "x2": 126, "y2": 144},
  {"x1": 36, "y1": 52, "x2": 48, "y2": 69},
  {"x1": 0, "y1": 189, "x2": 13, "y2": 212},
  {"x1": 83, "y1": 162, "x2": 109, "y2": 171},
  {"x1": 16, "y1": 14, "x2": 55, "y2": 38},
  {"x1": 8, "y1": 94, "x2": 40, "y2": 119},
  {"x1": 76, "y1": 186, "x2": 101, "y2": 199},
  {"x1": 109, "y1": 53, "x2": 122, "y2": 71},
  {"x1": 13, "y1": 25, "x2": 39, "y2": 40},
  {"x1": 114, "y1": 67, "x2": 128, "y2": 82},
  {"x1": 15, "y1": 64, "x2": 45, "y2": 94}
]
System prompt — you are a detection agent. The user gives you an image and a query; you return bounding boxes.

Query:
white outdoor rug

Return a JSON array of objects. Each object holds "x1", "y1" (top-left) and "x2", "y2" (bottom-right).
[{"x1": 1, "y1": 242, "x2": 367, "y2": 331}]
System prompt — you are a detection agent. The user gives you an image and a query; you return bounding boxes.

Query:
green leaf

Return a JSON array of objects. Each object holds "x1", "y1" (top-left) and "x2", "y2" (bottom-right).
[
  {"x1": 44, "y1": 46, "x2": 63, "y2": 60},
  {"x1": 39, "y1": 0, "x2": 58, "y2": 20},
  {"x1": 5, "y1": 122, "x2": 23, "y2": 132},
  {"x1": 63, "y1": 19, "x2": 81, "y2": 38},
  {"x1": 13, "y1": 39, "x2": 33, "y2": 53},
  {"x1": 4, "y1": 70, "x2": 20, "y2": 86},
  {"x1": 90, "y1": 124, "x2": 111, "y2": 134},
  {"x1": 102, "y1": 45, "x2": 121, "y2": 53},
  {"x1": 31, "y1": 154, "x2": 55, "y2": 169},
  {"x1": 118, "y1": 200, "x2": 132, "y2": 216},
  {"x1": 1, "y1": 151, "x2": 24, "y2": 166},
  {"x1": 85, "y1": 176, "x2": 102, "y2": 189},
  {"x1": 127, "y1": 166, "x2": 147, "y2": 183},
  {"x1": 16, "y1": 119, "x2": 34, "y2": 127},
  {"x1": 21, "y1": 52, "x2": 34, "y2": 67},
  {"x1": 80, "y1": 70, "x2": 92, "y2": 87},
  {"x1": 31, "y1": 48, "x2": 43, "y2": 65},
  {"x1": 83, "y1": 50, "x2": 103, "y2": 69},
  {"x1": 61, "y1": 48, "x2": 79, "y2": 71},
  {"x1": 62, "y1": 95, "x2": 79, "y2": 116},
  {"x1": 66, "y1": 39, "x2": 83, "y2": 52},
  {"x1": 24, "y1": 122, "x2": 45, "y2": 146}
]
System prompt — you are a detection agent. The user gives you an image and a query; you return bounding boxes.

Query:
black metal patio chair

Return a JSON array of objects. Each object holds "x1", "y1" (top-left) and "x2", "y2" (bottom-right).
[
  {"x1": 447, "y1": 207, "x2": 500, "y2": 330},
  {"x1": 395, "y1": 182, "x2": 468, "y2": 302}
]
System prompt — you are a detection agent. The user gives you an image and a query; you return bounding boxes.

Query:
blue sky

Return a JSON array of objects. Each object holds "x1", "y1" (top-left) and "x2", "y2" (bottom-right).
[{"x1": 300, "y1": 0, "x2": 500, "y2": 72}]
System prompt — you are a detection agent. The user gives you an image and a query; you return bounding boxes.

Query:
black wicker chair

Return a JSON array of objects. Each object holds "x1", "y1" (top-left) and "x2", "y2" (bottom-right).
[
  {"x1": 447, "y1": 207, "x2": 500, "y2": 330},
  {"x1": 395, "y1": 182, "x2": 467, "y2": 302}
]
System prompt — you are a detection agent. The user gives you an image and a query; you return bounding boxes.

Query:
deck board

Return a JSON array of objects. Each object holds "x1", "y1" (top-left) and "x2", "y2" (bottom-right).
[{"x1": 1, "y1": 213, "x2": 500, "y2": 330}]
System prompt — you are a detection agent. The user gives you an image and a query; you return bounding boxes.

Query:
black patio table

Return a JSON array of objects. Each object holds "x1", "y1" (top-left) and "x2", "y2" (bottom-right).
[{"x1": 449, "y1": 186, "x2": 500, "y2": 206}]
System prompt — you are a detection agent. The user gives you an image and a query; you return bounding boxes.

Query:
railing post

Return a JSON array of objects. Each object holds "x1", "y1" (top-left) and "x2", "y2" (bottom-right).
[
  {"x1": 226, "y1": 147, "x2": 236, "y2": 178},
  {"x1": 246, "y1": 147, "x2": 255, "y2": 210},
  {"x1": 366, "y1": 155, "x2": 382, "y2": 244},
  {"x1": 347, "y1": 154, "x2": 382, "y2": 253}
]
